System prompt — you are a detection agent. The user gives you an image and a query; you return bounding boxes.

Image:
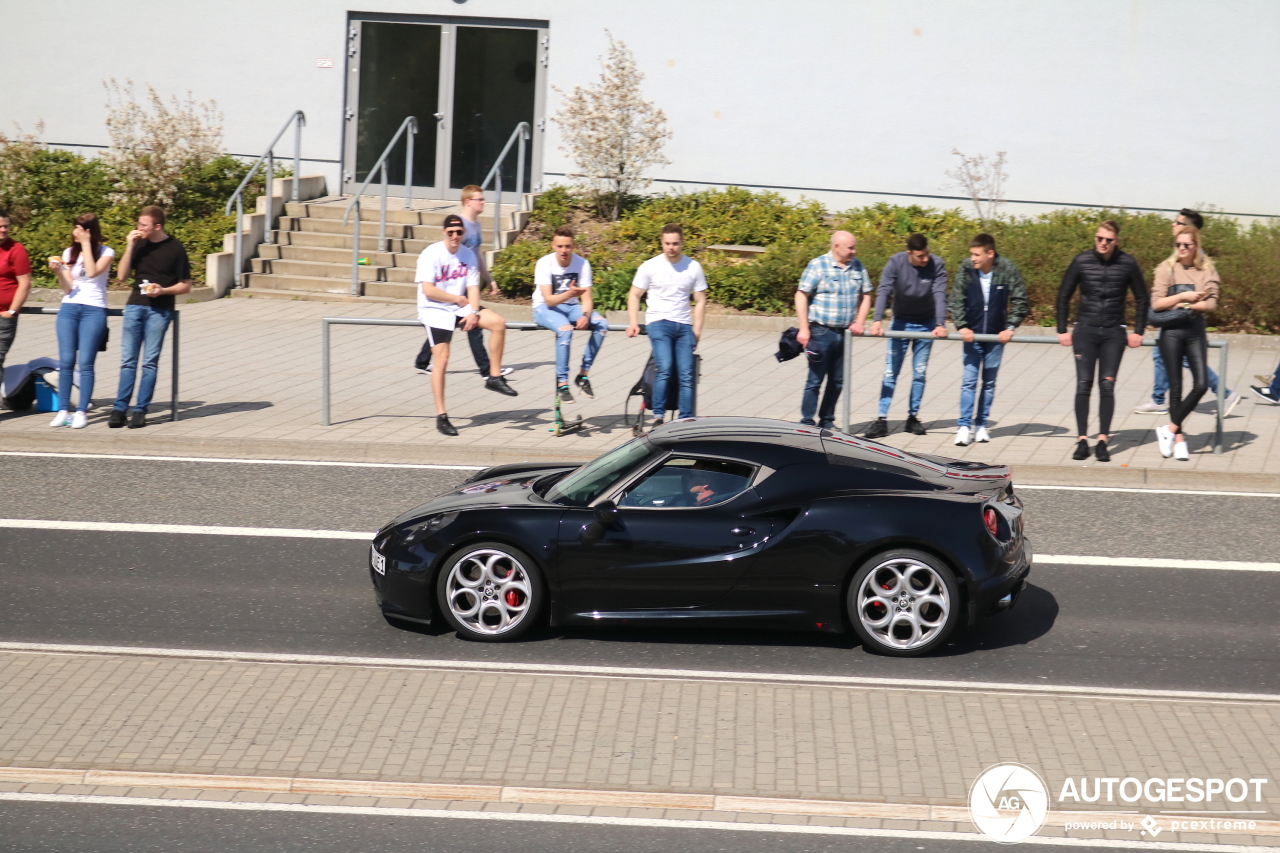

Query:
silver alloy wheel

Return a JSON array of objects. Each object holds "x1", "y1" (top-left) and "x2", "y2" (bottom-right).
[
  {"x1": 856, "y1": 556, "x2": 951, "y2": 651},
  {"x1": 444, "y1": 548, "x2": 534, "y2": 636}
]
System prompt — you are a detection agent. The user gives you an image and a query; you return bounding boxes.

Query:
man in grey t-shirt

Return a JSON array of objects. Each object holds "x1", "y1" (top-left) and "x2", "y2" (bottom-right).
[{"x1": 865, "y1": 233, "x2": 948, "y2": 438}]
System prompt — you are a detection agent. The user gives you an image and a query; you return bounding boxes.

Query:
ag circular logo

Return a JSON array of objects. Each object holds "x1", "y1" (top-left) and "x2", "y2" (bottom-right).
[{"x1": 969, "y1": 763, "x2": 1050, "y2": 843}]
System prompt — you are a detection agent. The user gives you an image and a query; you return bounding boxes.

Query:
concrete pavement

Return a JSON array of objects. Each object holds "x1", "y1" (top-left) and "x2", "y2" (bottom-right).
[{"x1": 1, "y1": 298, "x2": 1279, "y2": 489}]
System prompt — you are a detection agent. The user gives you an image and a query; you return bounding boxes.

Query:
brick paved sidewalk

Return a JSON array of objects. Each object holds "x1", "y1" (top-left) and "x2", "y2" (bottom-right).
[
  {"x1": 2, "y1": 298, "x2": 1278, "y2": 486},
  {"x1": 0, "y1": 650, "x2": 1276, "y2": 845}
]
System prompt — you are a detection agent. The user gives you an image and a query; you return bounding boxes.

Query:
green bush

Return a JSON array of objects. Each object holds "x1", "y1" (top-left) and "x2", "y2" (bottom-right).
[{"x1": 0, "y1": 145, "x2": 267, "y2": 287}]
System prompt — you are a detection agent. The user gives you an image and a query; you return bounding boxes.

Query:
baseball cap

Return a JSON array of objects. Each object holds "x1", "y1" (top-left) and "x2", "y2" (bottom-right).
[{"x1": 442, "y1": 214, "x2": 464, "y2": 230}]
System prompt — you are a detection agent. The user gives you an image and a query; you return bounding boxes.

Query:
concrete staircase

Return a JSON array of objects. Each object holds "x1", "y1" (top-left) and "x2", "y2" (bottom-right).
[{"x1": 232, "y1": 195, "x2": 527, "y2": 303}]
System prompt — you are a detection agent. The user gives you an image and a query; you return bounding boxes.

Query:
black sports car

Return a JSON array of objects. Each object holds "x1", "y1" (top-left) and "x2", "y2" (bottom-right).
[{"x1": 370, "y1": 417, "x2": 1032, "y2": 656}]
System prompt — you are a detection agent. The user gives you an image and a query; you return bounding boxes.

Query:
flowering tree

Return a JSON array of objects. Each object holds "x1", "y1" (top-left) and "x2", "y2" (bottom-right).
[
  {"x1": 102, "y1": 78, "x2": 223, "y2": 207},
  {"x1": 944, "y1": 148, "x2": 1008, "y2": 225},
  {"x1": 553, "y1": 32, "x2": 671, "y2": 220}
]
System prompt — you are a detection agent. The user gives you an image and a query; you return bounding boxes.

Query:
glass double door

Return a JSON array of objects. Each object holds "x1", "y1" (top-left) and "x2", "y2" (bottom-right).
[{"x1": 344, "y1": 18, "x2": 544, "y2": 199}]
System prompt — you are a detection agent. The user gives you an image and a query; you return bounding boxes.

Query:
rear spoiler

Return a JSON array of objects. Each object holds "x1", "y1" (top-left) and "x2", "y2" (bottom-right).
[{"x1": 822, "y1": 432, "x2": 1010, "y2": 486}]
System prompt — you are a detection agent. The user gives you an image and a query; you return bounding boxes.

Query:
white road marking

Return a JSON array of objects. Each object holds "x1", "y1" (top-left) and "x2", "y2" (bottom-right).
[
  {"x1": 2, "y1": 642, "x2": 1277, "y2": 704},
  {"x1": 7, "y1": 519, "x2": 1275, "y2": 572},
  {"x1": 1038, "y1": 554, "x2": 1280, "y2": 572},
  {"x1": 0, "y1": 450, "x2": 485, "y2": 471},
  {"x1": 0, "y1": 519, "x2": 370, "y2": 540},
  {"x1": 1019, "y1": 484, "x2": 1280, "y2": 498},
  {"x1": 0, "y1": 793, "x2": 1271, "y2": 852}
]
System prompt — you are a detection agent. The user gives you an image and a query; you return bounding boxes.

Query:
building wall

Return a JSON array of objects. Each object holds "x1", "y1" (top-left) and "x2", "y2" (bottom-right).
[{"x1": 5, "y1": 0, "x2": 1277, "y2": 216}]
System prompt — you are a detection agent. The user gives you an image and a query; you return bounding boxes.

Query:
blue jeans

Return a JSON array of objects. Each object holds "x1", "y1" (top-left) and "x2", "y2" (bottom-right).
[
  {"x1": 647, "y1": 319, "x2": 696, "y2": 418},
  {"x1": 114, "y1": 304, "x2": 173, "y2": 413},
  {"x1": 533, "y1": 303, "x2": 607, "y2": 384},
  {"x1": 958, "y1": 341, "x2": 1004, "y2": 429},
  {"x1": 1152, "y1": 344, "x2": 1224, "y2": 404},
  {"x1": 56, "y1": 303, "x2": 107, "y2": 413},
  {"x1": 878, "y1": 318, "x2": 933, "y2": 418},
  {"x1": 800, "y1": 325, "x2": 844, "y2": 427}
]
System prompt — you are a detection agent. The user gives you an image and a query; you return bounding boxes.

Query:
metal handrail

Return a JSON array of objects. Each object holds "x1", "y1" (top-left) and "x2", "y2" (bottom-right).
[
  {"x1": 224, "y1": 110, "x2": 306, "y2": 289},
  {"x1": 841, "y1": 328, "x2": 1231, "y2": 454},
  {"x1": 343, "y1": 116, "x2": 418, "y2": 296},
  {"x1": 480, "y1": 122, "x2": 531, "y2": 251}
]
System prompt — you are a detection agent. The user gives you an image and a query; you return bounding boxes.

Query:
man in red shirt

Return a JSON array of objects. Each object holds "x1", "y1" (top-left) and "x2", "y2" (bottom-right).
[{"x1": 0, "y1": 213, "x2": 33, "y2": 375}]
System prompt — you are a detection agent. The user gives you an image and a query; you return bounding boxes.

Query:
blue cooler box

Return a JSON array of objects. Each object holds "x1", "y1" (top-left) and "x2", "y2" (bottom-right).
[{"x1": 35, "y1": 375, "x2": 60, "y2": 413}]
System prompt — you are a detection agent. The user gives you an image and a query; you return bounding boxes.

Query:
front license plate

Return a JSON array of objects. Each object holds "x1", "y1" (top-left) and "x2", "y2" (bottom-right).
[{"x1": 371, "y1": 546, "x2": 386, "y2": 575}]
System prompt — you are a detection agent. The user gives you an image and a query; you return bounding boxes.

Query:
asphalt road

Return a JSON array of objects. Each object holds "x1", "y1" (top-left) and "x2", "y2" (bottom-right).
[
  {"x1": 1, "y1": 454, "x2": 1277, "y2": 693},
  {"x1": 0, "y1": 800, "x2": 1137, "y2": 853}
]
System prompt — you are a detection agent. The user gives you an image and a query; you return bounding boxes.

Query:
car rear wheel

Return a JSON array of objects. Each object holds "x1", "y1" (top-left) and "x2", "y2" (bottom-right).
[
  {"x1": 848, "y1": 549, "x2": 961, "y2": 657},
  {"x1": 437, "y1": 542, "x2": 543, "y2": 642}
]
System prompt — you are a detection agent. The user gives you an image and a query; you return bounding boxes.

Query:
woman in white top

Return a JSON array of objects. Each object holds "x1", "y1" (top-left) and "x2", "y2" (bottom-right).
[{"x1": 47, "y1": 213, "x2": 114, "y2": 428}]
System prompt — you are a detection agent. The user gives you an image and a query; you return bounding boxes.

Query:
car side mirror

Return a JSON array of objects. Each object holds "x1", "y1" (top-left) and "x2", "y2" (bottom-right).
[{"x1": 581, "y1": 500, "x2": 619, "y2": 545}]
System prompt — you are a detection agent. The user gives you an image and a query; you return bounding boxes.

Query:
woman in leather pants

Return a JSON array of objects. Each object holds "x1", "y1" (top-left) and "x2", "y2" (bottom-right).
[{"x1": 1152, "y1": 225, "x2": 1218, "y2": 461}]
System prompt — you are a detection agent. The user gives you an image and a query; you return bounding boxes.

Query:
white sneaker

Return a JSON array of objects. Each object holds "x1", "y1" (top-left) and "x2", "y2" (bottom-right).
[
  {"x1": 49, "y1": 410, "x2": 70, "y2": 427},
  {"x1": 1221, "y1": 391, "x2": 1242, "y2": 417},
  {"x1": 416, "y1": 365, "x2": 433, "y2": 375},
  {"x1": 954, "y1": 426, "x2": 971, "y2": 446},
  {"x1": 70, "y1": 411, "x2": 88, "y2": 429},
  {"x1": 1155, "y1": 424, "x2": 1175, "y2": 458},
  {"x1": 1173, "y1": 440, "x2": 1189, "y2": 461},
  {"x1": 975, "y1": 426, "x2": 991, "y2": 443}
]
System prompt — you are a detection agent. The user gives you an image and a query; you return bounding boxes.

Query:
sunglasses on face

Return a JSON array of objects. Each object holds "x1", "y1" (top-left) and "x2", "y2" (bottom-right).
[
  {"x1": 444, "y1": 228, "x2": 465, "y2": 236},
  {"x1": 1175, "y1": 241, "x2": 1195, "y2": 248},
  {"x1": 1095, "y1": 236, "x2": 1116, "y2": 244}
]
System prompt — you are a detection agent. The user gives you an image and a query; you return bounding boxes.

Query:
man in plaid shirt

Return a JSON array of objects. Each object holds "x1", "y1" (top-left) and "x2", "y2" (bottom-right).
[{"x1": 795, "y1": 231, "x2": 873, "y2": 428}]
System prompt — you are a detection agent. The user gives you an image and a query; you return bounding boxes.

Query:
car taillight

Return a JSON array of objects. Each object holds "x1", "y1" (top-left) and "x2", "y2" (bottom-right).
[{"x1": 984, "y1": 506, "x2": 999, "y2": 538}]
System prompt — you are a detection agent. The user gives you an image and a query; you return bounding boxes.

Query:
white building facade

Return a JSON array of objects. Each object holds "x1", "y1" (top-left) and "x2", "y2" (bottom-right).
[{"x1": 6, "y1": 0, "x2": 1278, "y2": 217}]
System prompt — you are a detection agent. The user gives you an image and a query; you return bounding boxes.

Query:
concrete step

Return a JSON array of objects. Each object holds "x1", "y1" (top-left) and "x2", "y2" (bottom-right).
[
  {"x1": 382, "y1": 265, "x2": 418, "y2": 283},
  {"x1": 253, "y1": 257, "x2": 390, "y2": 282},
  {"x1": 270, "y1": 229, "x2": 490, "y2": 256},
  {"x1": 258, "y1": 244, "x2": 402, "y2": 267},
  {"x1": 244, "y1": 271, "x2": 371, "y2": 294},
  {"x1": 363, "y1": 281, "x2": 419, "y2": 300},
  {"x1": 229, "y1": 286, "x2": 414, "y2": 305},
  {"x1": 292, "y1": 217, "x2": 414, "y2": 239},
  {"x1": 284, "y1": 200, "x2": 517, "y2": 225}
]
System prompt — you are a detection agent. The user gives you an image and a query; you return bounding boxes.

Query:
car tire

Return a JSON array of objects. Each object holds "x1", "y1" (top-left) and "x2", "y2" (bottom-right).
[
  {"x1": 436, "y1": 542, "x2": 544, "y2": 642},
  {"x1": 847, "y1": 548, "x2": 961, "y2": 657}
]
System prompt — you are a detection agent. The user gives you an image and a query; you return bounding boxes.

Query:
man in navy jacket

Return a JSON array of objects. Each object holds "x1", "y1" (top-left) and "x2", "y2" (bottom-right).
[{"x1": 946, "y1": 233, "x2": 1029, "y2": 445}]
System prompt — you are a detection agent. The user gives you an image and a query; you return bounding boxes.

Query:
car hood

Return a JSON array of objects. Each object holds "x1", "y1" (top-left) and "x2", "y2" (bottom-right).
[{"x1": 386, "y1": 464, "x2": 577, "y2": 527}]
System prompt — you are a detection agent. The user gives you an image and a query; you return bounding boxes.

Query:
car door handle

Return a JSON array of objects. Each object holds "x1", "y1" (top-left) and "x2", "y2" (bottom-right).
[{"x1": 731, "y1": 526, "x2": 755, "y2": 537}]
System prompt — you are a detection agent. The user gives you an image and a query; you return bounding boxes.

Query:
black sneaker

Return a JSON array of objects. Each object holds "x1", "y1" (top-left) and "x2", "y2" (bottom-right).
[
  {"x1": 127, "y1": 410, "x2": 146, "y2": 429},
  {"x1": 864, "y1": 419, "x2": 889, "y2": 439},
  {"x1": 1250, "y1": 385, "x2": 1280, "y2": 405},
  {"x1": 905, "y1": 416, "x2": 927, "y2": 436},
  {"x1": 1094, "y1": 439, "x2": 1111, "y2": 462},
  {"x1": 574, "y1": 374, "x2": 595, "y2": 398},
  {"x1": 1072, "y1": 439, "x2": 1090, "y2": 460},
  {"x1": 436, "y1": 414, "x2": 458, "y2": 436},
  {"x1": 557, "y1": 384, "x2": 573, "y2": 402},
  {"x1": 107, "y1": 409, "x2": 128, "y2": 429},
  {"x1": 484, "y1": 375, "x2": 518, "y2": 397}
]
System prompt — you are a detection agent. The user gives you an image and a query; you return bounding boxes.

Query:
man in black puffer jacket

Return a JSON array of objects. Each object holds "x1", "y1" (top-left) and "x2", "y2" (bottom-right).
[{"x1": 1056, "y1": 219, "x2": 1148, "y2": 462}]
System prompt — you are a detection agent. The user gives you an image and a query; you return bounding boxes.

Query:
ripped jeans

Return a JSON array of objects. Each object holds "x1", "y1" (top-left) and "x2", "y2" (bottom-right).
[
  {"x1": 877, "y1": 318, "x2": 933, "y2": 418},
  {"x1": 1072, "y1": 323, "x2": 1126, "y2": 437}
]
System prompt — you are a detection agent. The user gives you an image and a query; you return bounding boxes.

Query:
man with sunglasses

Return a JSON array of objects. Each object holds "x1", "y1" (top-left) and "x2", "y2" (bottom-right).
[
  {"x1": 1056, "y1": 219, "x2": 1147, "y2": 462},
  {"x1": 416, "y1": 214, "x2": 517, "y2": 436}
]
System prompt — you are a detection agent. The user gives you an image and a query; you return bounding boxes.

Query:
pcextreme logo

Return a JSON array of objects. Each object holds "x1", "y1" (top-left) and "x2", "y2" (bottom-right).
[{"x1": 969, "y1": 763, "x2": 1051, "y2": 843}]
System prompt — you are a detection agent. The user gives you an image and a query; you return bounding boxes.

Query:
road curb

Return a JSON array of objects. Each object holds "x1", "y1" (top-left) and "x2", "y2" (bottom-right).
[
  {"x1": 3, "y1": 431, "x2": 1278, "y2": 492},
  {"x1": 1, "y1": 767, "x2": 1275, "y2": 837}
]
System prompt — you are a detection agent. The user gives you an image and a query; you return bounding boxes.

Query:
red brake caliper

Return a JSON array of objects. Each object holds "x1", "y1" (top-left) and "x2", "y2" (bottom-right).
[{"x1": 505, "y1": 589, "x2": 521, "y2": 607}]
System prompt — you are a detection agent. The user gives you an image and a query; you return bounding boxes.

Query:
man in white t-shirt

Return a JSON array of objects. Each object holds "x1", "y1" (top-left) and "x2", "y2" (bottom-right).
[
  {"x1": 416, "y1": 214, "x2": 517, "y2": 436},
  {"x1": 534, "y1": 226, "x2": 608, "y2": 400},
  {"x1": 626, "y1": 223, "x2": 707, "y2": 424}
]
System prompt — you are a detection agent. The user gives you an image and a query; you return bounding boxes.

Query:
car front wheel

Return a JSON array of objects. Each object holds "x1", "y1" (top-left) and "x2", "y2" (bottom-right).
[
  {"x1": 848, "y1": 549, "x2": 961, "y2": 657},
  {"x1": 437, "y1": 542, "x2": 544, "y2": 642}
]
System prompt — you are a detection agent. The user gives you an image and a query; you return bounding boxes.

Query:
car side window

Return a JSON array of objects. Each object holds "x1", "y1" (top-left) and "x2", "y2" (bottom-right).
[{"x1": 617, "y1": 457, "x2": 755, "y2": 509}]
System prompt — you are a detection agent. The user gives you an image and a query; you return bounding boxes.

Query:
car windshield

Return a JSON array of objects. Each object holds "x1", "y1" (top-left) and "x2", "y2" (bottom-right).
[{"x1": 544, "y1": 438, "x2": 656, "y2": 506}]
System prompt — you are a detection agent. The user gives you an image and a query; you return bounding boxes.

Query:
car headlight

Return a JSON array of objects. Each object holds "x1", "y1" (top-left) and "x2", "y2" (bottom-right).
[{"x1": 398, "y1": 512, "x2": 457, "y2": 549}]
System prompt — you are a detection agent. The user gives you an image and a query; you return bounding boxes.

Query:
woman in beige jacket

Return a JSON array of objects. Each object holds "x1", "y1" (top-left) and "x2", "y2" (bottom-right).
[{"x1": 1152, "y1": 225, "x2": 1218, "y2": 460}]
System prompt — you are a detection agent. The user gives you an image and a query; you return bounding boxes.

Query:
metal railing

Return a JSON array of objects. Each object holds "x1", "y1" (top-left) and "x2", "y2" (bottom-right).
[
  {"x1": 480, "y1": 123, "x2": 531, "y2": 251},
  {"x1": 19, "y1": 306, "x2": 181, "y2": 422},
  {"x1": 224, "y1": 111, "x2": 306, "y2": 289},
  {"x1": 343, "y1": 117, "x2": 418, "y2": 297},
  {"x1": 841, "y1": 329, "x2": 1230, "y2": 454},
  {"x1": 320, "y1": 316, "x2": 646, "y2": 426}
]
